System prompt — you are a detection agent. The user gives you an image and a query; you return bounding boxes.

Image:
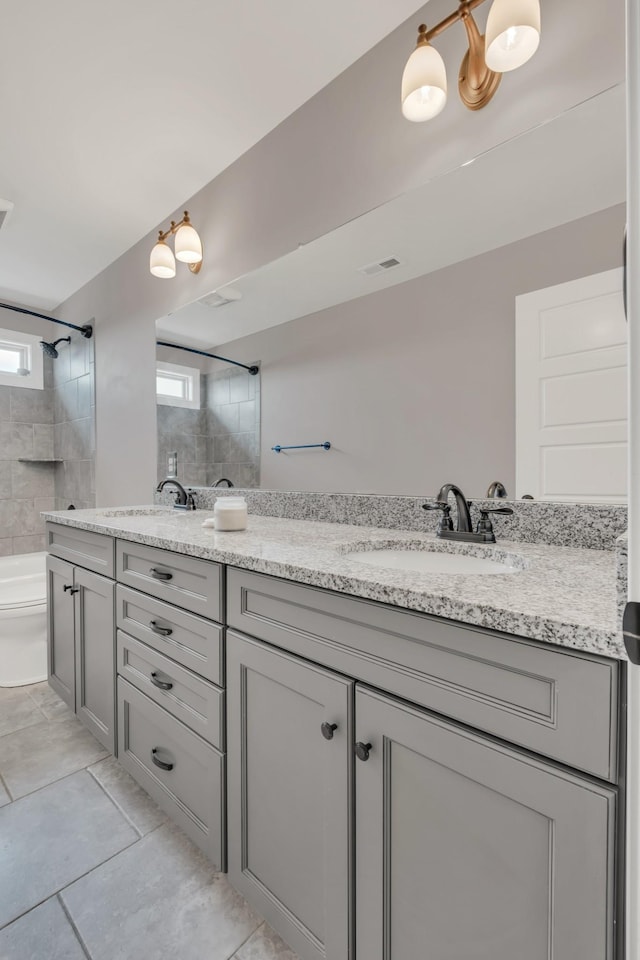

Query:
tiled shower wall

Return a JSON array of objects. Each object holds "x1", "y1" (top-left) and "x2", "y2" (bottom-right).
[
  {"x1": 157, "y1": 366, "x2": 260, "y2": 489},
  {"x1": 0, "y1": 332, "x2": 95, "y2": 557},
  {"x1": 0, "y1": 362, "x2": 56, "y2": 557},
  {"x1": 53, "y1": 333, "x2": 95, "y2": 512}
]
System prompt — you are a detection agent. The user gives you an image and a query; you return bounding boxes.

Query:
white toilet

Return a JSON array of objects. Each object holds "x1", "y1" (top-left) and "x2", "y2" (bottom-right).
[{"x1": 0, "y1": 552, "x2": 48, "y2": 687}]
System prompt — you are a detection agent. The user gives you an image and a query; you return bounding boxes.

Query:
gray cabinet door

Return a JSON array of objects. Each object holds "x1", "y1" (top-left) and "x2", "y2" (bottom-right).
[
  {"x1": 46, "y1": 555, "x2": 76, "y2": 709},
  {"x1": 355, "y1": 685, "x2": 618, "y2": 960},
  {"x1": 227, "y1": 630, "x2": 353, "y2": 960},
  {"x1": 74, "y1": 567, "x2": 116, "y2": 752}
]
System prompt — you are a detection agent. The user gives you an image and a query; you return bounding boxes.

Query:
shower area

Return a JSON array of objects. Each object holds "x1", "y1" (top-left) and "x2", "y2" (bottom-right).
[
  {"x1": 0, "y1": 306, "x2": 95, "y2": 685},
  {"x1": 0, "y1": 322, "x2": 95, "y2": 557}
]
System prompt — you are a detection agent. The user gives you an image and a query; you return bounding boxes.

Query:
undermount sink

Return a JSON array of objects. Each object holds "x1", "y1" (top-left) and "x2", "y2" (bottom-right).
[{"x1": 343, "y1": 546, "x2": 523, "y2": 576}]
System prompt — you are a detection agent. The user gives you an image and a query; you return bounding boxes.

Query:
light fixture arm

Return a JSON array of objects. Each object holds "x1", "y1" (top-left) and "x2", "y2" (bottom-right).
[
  {"x1": 156, "y1": 339, "x2": 259, "y2": 376},
  {"x1": 156, "y1": 211, "x2": 193, "y2": 245},
  {"x1": 0, "y1": 302, "x2": 93, "y2": 338},
  {"x1": 423, "y1": 0, "x2": 488, "y2": 42}
]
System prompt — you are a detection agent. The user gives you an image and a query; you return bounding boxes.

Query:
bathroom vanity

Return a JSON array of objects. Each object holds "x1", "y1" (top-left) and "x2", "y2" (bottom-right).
[{"x1": 43, "y1": 506, "x2": 626, "y2": 960}]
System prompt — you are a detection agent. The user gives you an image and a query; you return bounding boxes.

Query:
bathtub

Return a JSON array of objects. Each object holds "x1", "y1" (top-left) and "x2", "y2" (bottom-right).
[{"x1": 0, "y1": 552, "x2": 47, "y2": 687}]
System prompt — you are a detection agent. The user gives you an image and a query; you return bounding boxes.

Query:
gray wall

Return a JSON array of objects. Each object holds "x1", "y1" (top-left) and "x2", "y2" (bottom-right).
[
  {"x1": 213, "y1": 204, "x2": 626, "y2": 497},
  {"x1": 51, "y1": 0, "x2": 624, "y2": 507}
]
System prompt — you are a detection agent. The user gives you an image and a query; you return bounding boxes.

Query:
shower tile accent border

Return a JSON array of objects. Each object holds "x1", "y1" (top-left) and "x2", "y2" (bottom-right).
[{"x1": 155, "y1": 487, "x2": 628, "y2": 552}]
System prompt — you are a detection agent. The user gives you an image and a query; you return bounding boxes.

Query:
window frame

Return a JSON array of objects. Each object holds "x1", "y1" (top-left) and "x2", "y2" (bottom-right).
[
  {"x1": 156, "y1": 361, "x2": 201, "y2": 409},
  {"x1": 0, "y1": 326, "x2": 44, "y2": 390}
]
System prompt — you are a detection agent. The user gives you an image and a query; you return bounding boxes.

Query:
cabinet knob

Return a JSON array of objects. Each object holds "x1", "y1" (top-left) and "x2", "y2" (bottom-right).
[
  {"x1": 321, "y1": 722, "x2": 338, "y2": 740},
  {"x1": 151, "y1": 748, "x2": 174, "y2": 771},
  {"x1": 355, "y1": 741, "x2": 372, "y2": 762},
  {"x1": 150, "y1": 672, "x2": 173, "y2": 691}
]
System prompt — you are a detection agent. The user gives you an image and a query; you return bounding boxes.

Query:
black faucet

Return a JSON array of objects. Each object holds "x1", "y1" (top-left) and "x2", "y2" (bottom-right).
[
  {"x1": 211, "y1": 478, "x2": 234, "y2": 488},
  {"x1": 156, "y1": 478, "x2": 197, "y2": 511},
  {"x1": 486, "y1": 480, "x2": 508, "y2": 498},
  {"x1": 423, "y1": 482, "x2": 513, "y2": 544}
]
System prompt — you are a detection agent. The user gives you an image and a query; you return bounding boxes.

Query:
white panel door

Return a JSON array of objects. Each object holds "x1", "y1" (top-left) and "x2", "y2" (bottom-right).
[{"x1": 516, "y1": 268, "x2": 627, "y2": 502}]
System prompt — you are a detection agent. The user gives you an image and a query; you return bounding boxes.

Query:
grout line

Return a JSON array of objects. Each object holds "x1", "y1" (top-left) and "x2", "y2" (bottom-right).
[
  {"x1": 86, "y1": 765, "x2": 144, "y2": 839},
  {"x1": 0, "y1": 834, "x2": 141, "y2": 933},
  {"x1": 226, "y1": 921, "x2": 264, "y2": 959},
  {"x1": 0, "y1": 754, "x2": 110, "y2": 807},
  {"x1": 57, "y1": 894, "x2": 92, "y2": 960},
  {"x1": 0, "y1": 768, "x2": 13, "y2": 803}
]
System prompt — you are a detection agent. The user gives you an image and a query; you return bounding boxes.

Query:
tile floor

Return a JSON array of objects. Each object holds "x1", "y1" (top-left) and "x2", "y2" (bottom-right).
[{"x1": 0, "y1": 682, "x2": 299, "y2": 960}]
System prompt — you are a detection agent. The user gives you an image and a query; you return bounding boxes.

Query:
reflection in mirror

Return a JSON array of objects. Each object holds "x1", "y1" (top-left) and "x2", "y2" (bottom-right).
[
  {"x1": 155, "y1": 340, "x2": 260, "y2": 489},
  {"x1": 156, "y1": 83, "x2": 626, "y2": 503}
]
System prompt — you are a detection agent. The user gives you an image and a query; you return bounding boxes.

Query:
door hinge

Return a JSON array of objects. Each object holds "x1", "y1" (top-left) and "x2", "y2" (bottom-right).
[{"x1": 623, "y1": 601, "x2": 640, "y2": 664}]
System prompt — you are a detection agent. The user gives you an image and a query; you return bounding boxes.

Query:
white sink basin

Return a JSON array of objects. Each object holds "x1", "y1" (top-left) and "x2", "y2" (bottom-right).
[{"x1": 344, "y1": 548, "x2": 521, "y2": 575}]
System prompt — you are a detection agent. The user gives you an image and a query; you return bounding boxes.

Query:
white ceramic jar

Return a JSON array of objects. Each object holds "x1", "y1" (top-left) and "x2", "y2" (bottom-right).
[{"x1": 212, "y1": 497, "x2": 248, "y2": 531}]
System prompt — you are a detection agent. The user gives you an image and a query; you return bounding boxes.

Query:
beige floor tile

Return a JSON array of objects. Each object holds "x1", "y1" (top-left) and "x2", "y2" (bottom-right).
[
  {"x1": 88, "y1": 755, "x2": 167, "y2": 836},
  {"x1": 0, "y1": 715, "x2": 108, "y2": 799},
  {"x1": 0, "y1": 896, "x2": 86, "y2": 959},
  {"x1": 0, "y1": 771, "x2": 137, "y2": 929},
  {"x1": 0, "y1": 685, "x2": 46, "y2": 739},
  {"x1": 62, "y1": 822, "x2": 262, "y2": 960},
  {"x1": 234, "y1": 922, "x2": 300, "y2": 960},
  {"x1": 25, "y1": 682, "x2": 75, "y2": 723}
]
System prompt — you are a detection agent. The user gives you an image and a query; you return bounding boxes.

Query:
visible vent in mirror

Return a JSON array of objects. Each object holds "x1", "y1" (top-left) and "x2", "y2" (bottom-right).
[
  {"x1": 200, "y1": 287, "x2": 242, "y2": 308},
  {"x1": 358, "y1": 257, "x2": 402, "y2": 277}
]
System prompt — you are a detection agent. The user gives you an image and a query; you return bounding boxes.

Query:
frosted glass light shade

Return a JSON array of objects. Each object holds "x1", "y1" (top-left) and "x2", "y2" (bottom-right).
[
  {"x1": 485, "y1": 0, "x2": 541, "y2": 72},
  {"x1": 401, "y1": 42, "x2": 447, "y2": 122},
  {"x1": 150, "y1": 239, "x2": 176, "y2": 279},
  {"x1": 174, "y1": 222, "x2": 203, "y2": 264}
]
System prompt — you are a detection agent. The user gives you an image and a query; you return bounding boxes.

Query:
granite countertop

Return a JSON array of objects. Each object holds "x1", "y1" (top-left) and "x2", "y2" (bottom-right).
[{"x1": 42, "y1": 506, "x2": 624, "y2": 660}]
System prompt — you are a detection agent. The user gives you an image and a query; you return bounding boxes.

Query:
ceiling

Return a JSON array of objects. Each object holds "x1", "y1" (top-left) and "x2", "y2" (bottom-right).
[
  {"x1": 0, "y1": 0, "x2": 424, "y2": 309},
  {"x1": 157, "y1": 84, "x2": 626, "y2": 350}
]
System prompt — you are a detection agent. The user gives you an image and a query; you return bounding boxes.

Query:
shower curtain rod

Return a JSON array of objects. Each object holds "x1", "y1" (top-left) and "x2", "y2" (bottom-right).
[
  {"x1": 0, "y1": 302, "x2": 93, "y2": 338},
  {"x1": 156, "y1": 340, "x2": 259, "y2": 375}
]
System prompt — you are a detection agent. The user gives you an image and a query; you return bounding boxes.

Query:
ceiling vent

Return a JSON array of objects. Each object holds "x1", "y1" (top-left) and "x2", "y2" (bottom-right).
[
  {"x1": 200, "y1": 287, "x2": 242, "y2": 308},
  {"x1": 357, "y1": 256, "x2": 402, "y2": 277},
  {"x1": 0, "y1": 198, "x2": 15, "y2": 231}
]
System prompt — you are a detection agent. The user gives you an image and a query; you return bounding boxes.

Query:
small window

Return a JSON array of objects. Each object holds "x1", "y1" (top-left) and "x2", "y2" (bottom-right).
[
  {"x1": 156, "y1": 361, "x2": 200, "y2": 409},
  {"x1": 0, "y1": 327, "x2": 44, "y2": 389}
]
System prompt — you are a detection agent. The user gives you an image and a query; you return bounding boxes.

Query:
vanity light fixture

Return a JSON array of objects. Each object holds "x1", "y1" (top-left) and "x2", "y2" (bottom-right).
[
  {"x1": 402, "y1": 0, "x2": 541, "y2": 121},
  {"x1": 149, "y1": 211, "x2": 203, "y2": 279}
]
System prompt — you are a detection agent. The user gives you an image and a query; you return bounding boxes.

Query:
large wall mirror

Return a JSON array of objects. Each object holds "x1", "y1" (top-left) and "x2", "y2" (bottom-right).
[{"x1": 155, "y1": 81, "x2": 626, "y2": 503}]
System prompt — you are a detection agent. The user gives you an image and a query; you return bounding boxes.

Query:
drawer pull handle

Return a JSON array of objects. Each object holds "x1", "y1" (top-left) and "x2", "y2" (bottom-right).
[
  {"x1": 355, "y1": 741, "x2": 372, "y2": 762},
  {"x1": 150, "y1": 567, "x2": 173, "y2": 581},
  {"x1": 150, "y1": 672, "x2": 173, "y2": 691},
  {"x1": 149, "y1": 621, "x2": 173, "y2": 637},
  {"x1": 321, "y1": 722, "x2": 338, "y2": 740},
  {"x1": 151, "y1": 748, "x2": 174, "y2": 771}
]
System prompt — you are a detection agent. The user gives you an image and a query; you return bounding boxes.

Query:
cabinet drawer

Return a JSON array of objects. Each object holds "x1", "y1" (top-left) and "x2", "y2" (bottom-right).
[
  {"x1": 227, "y1": 568, "x2": 619, "y2": 782},
  {"x1": 47, "y1": 522, "x2": 114, "y2": 578},
  {"x1": 117, "y1": 631, "x2": 224, "y2": 749},
  {"x1": 116, "y1": 585, "x2": 223, "y2": 686},
  {"x1": 116, "y1": 540, "x2": 222, "y2": 621},
  {"x1": 117, "y1": 678, "x2": 225, "y2": 867}
]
